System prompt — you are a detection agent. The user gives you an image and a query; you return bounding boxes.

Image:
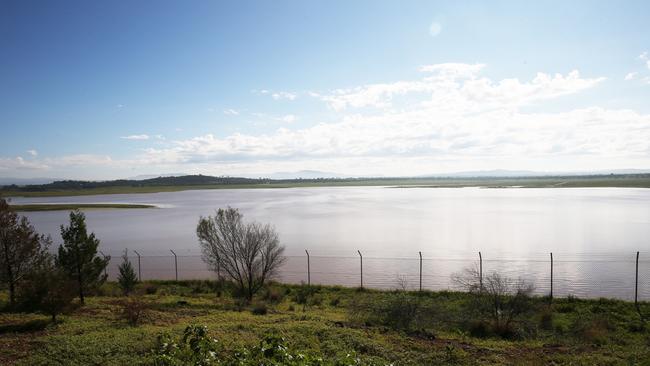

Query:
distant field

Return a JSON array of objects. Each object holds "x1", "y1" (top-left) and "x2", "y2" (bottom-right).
[
  {"x1": 2, "y1": 175, "x2": 650, "y2": 197},
  {"x1": 9, "y1": 203, "x2": 157, "y2": 211}
]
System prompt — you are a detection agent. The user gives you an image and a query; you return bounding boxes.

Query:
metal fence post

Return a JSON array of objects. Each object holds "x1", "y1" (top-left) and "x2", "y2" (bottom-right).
[
  {"x1": 99, "y1": 251, "x2": 108, "y2": 278},
  {"x1": 478, "y1": 251, "x2": 483, "y2": 291},
  {"x1": 419, "y1": 251, "x2": 423, "y2": 292},
  {"x1": 550, "y1": 252, "x2": 554, "y2": 302},
  {"x1": 634, "y1": 252, "x2": 639, "y2": 309},
  {"x1": 170, "y1": 250, "x2": 178, "y2": 281},
  {"x1": 305, "y1": 249, "x2": 311, "y2": 286},
  {"x1": 133, "y1": 250, "x2": 142, "y2": 281},
  {"x1": 358, "y1": 250, "x2": 363, "y2": 289}
]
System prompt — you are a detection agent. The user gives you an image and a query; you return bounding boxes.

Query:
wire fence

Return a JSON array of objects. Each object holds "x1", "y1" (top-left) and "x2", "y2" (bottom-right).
[{"x1": 100, "y1": 249, "x2": 649, "y2": 302}]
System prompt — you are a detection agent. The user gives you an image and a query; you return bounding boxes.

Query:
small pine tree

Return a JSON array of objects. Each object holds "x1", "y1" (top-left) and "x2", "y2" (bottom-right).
[
  {"x1": 18, "y1": 259, "x2": 76, "y2": 322},
  {"x1": 55, "y1": 210, "x2": 109, "y2": 305},
  {"x1": 118, "y1": 249, "x2": 138, "y2": 295}
]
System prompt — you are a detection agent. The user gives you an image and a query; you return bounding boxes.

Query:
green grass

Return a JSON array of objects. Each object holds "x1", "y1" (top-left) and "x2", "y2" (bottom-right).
[
  {"x1": 3, "y1": 175, "x2": 650, "y2": 198},
  {"x1": 8, "y1": 204, "x2": 157, "y2": 211},
  {"x1": 1, "y1": 281, "x2": 649, "y2": 365}
]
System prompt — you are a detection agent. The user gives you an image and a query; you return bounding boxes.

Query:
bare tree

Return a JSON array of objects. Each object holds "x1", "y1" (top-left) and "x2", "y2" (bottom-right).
[
  {"x1": 0, "y1": 198, "x2": 51, "y2": 307},
  {"x1": 453, "y1": 266, "x2": 535, "y2": 336},
  {"x1": 196, "y1": 207, "x2": 285, "y2": 301}
]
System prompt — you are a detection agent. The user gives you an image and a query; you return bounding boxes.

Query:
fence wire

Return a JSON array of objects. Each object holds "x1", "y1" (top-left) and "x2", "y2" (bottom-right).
[{"x1": 102, "y1": 251, "x2": 649, "y2": 301}]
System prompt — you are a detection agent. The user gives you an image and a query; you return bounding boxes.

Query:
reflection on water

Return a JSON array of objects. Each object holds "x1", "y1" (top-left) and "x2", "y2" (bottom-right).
[{"x1": 11, "y1": 187, "x2": 650, "y2": 300}]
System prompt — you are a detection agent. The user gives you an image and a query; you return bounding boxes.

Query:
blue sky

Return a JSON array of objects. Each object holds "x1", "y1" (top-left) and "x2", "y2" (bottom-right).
[{"x1": 1, "y1": 0, "x2": 650, "y2": 179}]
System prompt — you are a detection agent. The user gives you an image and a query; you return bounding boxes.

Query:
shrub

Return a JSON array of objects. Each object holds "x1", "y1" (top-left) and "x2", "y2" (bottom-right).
[
  {"x1": 453, "y1": 267, "x2": 536, "y2": 339},
  {"x1": 262, "y1": 286, "x2": 284, "y2": 304},
  {"x1": 16, "y1": 262, "x2": 76, "y2": 322},
  {"x1": 119, "y1": 296, "x2": 148, "y2": 326},
  {"x1": 117, "y1": 249, "x2": 138, "y2": 296},
  {"x1": 291, "y1": 285, "x2": 317, "y2": 305},
  {"x1": 329, "y1": 296, "x2": 341, "y2": 307},
  {"x1": 349, "y1": 292, "x2": 430, "y2": 331},
  {"x1": 539, "y1": 306, "x2": 554, "y2": 330},
  {"x1": 152, "y1": 325, "x2": 361, "y2": 365},
  {"x1": 251, "y1": 301, "x2": 268, "y2": 315}
]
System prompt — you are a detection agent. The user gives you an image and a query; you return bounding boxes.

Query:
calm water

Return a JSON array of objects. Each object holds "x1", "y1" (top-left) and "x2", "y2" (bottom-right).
[{"x1": 11, "y1": 187, "x2": 650, "y2": 300}]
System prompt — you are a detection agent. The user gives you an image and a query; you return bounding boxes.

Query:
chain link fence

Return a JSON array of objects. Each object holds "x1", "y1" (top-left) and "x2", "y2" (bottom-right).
[{"x1": 101, "y1": 250, "x2": 649, "y2": 301}]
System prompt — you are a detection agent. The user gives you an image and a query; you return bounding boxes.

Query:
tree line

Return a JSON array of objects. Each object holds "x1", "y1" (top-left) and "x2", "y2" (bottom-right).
[{"x1": 1, "y1": 198, "x2": 285, "y2": 321}]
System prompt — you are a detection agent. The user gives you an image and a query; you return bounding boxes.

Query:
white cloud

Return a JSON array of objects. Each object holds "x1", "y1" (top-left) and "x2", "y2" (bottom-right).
[
  {"x1": 223, "y1": 109, "x2": 240, "y2": 115},
  {"x1": 625, "y1": 72, "x2": 638, "y2": 80},
  {"x1": 272, "y1": 92, "x2": 297, "y2": 101},
  {"x1": 316, "y1": 64, "x2": 603, "y2": 111},
  {"x1": 121, "y1": 134, "x2": 150, "y2": 140},
  {"x1": 429, "y1": 22, "x2": 442, "y2": 37},
  {"x1": 5, "y1": 63, "x2": 650, "y2": 177},
  {"x1": 277, "y1": 114, "x2": 297, "y2": 123},
  {"x1": 27, "y1": 149, "x2": 38, "y2": 157},
  {"x1": 0, "y1": 156, "x2": 48, "y2": 171}
]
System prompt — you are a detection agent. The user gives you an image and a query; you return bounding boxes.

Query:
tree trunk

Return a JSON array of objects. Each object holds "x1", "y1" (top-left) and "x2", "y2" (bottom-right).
[{"x1": 8, "y1": 280, "x2": 15, "y2": 307}]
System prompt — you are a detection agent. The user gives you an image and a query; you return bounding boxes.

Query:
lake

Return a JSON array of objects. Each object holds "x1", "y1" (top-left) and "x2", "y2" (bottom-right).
[{"x1": 10, "y1": 186, "x2": 650, "y2": 300}]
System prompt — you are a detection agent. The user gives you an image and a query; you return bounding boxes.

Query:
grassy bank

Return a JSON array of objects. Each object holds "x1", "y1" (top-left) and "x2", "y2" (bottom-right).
[
  {"x1": 2, "y1": 174, "x2": 650, "y2": 198},
  {"x1": 9, "y1": 203, "x2": 157, "y2": 211},
  {"x1": 1, "y1": 281, "x2": 648, "y2": 365}
]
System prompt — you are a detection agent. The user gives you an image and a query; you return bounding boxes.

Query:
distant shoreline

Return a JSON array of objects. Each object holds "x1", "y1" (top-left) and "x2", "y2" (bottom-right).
[
  {"x1": 2, "y1": 173, "x2": 650, "y2": 198},
  {"x1": 9, "y1": 203, "x2": 157, "y2": 211}
]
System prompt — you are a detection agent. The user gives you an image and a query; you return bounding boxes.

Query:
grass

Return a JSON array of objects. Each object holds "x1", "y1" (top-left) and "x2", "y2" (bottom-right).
[
  {"x1": 8, "y1": 204, "x2": 157, "y2": 211},
  {"x1": 2, "y1": 175, "x2": 650, "y2": 197},
  {"x1": 1, "y1": 281, "x2": 649, "y2": 365}
]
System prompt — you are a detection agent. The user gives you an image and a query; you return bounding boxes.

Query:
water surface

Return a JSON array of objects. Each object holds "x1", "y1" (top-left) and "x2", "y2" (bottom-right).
[{"x1": 11, "y1": 187, "x2": 650, "y2": 300}]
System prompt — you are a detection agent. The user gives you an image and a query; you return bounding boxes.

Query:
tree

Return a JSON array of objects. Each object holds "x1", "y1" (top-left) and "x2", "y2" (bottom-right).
[
  {"x1": 18, "y1": 259, "x2": 76, "y2": 322},
  {"x1": 117, "y1": 249, "x2": 138, "y2": 295},
  {"x1": 197, "y1": 207, "x2": 285, "y2": 301},
  {"x1": 55, "y1": 210, "x2": 109, "y2": 305},
  {"x1": 0, "y1": 198, "x2": 50, "y2": 307}
]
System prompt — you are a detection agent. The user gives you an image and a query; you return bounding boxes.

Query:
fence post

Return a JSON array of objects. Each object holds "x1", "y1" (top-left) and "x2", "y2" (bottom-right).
[
  {"x1": 170, "y1": 250, "x2": 178, "y2": 281},
  {"x1": 550, "y1": 252, "x2": 554, "y2": 302},
  {"x1": 358, "y1": 250, "x2": 363, "y2": 289},
  {"x1": 99, "y1": 251, "x2": 108, "y2": 278},
  {"x1": 634, "y1": 252, "x2": 639, "y2": 310},
  {"x1": 478, "y1": 251, "x2": 483, "y2": 291},
  {"x1": 419, "y1": 251, "x2": 423, "y2": 292},
  {"x1": 133, "y1": 250, "x2": 142, "y2": 281},
  {"x1": 305, "y1": 249, "x2": 311, "y2": 286}
]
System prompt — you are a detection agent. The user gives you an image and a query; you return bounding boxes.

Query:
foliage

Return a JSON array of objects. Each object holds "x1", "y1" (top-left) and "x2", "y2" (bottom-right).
[
  {"x1": 117, "y1": 249, "x2": 138, "y2": 295},
  {"x1": 119, "y1": 296, "x2": 148, "y2": 326},
  {"x1": 0, "y1": 198, "x2": 51, "y2": 307},
  {"x1": 55, "y1": 210, "x2": 110, "y2": 304},
  {"x1": 16, "y1": 259, "x2": 76, "y2": 322},
  {"x1": 196, "y1": 207, "x2": 285, "y2": 301},
  {"x1": 349, "y1": 291, "x2": 432, "y2": 332},
  {"x1": 153, "y1": 325, "x2": 364, "y2": 366},
  {"x1": 453, "y1": 266, "x2": 536, "y2": 338}
]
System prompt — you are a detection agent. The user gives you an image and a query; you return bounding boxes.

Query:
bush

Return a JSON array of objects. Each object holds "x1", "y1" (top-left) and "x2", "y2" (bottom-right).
[
  {"x1": 152, "y1": 325, "x2": 361, "y2": 365},
  {"x1": 291, "y1": 285, "x2": 317, "y2": 305},
  {"x1": 16, "y1": 264, "x2": 76, "y2": 322},
  {"x1": 349, "y1": 292, "x2": 431, "y2": 331},
  {"x1": 119, "y1": 296, "x2": 148, "y2": 326},
  {"x1": 453, "y1": 267, "x2": 536, "y2": 339},
  {"x1": 539, "y1": 306, "x2": 554, "y2": 330},
  {"x1": 261, "y1": 286, "x2": 284, "y2": 304},
  {"x1": 251, "y1": 301, "x2": 268, "y2": 315}
]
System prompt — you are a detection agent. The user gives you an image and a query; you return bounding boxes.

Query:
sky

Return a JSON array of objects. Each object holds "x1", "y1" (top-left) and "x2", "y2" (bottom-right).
[{"x1": 1, "y1": 0, "x2": 650, "y2": 180}]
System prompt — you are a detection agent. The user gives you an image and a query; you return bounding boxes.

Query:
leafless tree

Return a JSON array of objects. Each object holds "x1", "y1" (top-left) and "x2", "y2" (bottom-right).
[
  {"x1": 196, "y1": 207, "x2": 285, "y2": 301},
  {"x1": 453, "y1": 266, "x2": 535, "y2": 333}
]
